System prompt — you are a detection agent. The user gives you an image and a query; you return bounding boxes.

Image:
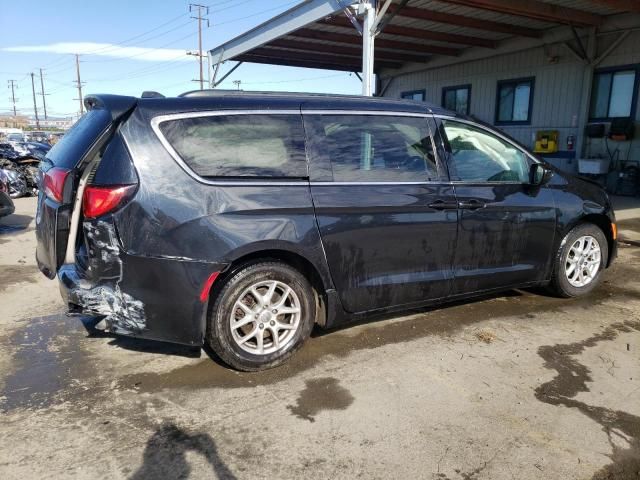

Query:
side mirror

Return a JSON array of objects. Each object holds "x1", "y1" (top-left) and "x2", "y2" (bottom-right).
[{"x1": 529, "y1": 163, "x2": 551, "y2": 186}]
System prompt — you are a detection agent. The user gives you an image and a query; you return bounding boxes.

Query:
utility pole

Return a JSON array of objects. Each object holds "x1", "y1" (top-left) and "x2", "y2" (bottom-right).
[
  {"x1": 7, "y1": 80, "x2": 18, "y2": 117},
  {"x1": 30, "y1": 73, "x2": 40, "y2": 129},
  {"x1": 75, "y1": 54, "x2": 84, "y2": 115},
  {"x1": 188, "y1": 3, "x2": 210, "y2": 90},
  {"x1": 39, "y1": 68, "x2": 48, "y2": 120}
]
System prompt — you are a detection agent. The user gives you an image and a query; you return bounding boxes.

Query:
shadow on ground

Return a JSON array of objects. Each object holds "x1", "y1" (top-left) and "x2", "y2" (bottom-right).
[{"x1": 129, "y1": 423, "x2": 237, "y2": 480}]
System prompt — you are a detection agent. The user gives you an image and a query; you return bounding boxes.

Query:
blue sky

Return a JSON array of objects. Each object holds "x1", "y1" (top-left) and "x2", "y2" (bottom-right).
[{"x1": 0, "y1": 0, "x2": 362, "y2": 118}]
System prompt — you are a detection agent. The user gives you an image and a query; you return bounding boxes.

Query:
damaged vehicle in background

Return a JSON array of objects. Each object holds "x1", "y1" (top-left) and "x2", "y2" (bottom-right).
[
  {"x1": 36, "y1": 92, "x2": 617, "y2": 371},
  {"x1": 0, "y1": 169, "x2": 15, "y2": 218}
]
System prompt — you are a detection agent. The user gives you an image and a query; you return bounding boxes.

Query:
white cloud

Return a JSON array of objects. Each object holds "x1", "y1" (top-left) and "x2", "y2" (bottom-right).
[{"x1": 2, "y1": 42, "x2": 191, "y2": 62}]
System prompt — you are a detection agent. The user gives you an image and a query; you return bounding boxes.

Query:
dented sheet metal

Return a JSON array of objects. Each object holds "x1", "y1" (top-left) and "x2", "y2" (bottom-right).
[{"x1": 71, "y1": 220, "x2": 146, "y2": 334}]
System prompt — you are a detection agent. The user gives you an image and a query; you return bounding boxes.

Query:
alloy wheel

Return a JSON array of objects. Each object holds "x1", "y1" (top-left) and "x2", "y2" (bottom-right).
[
  {"x1": 229, "y1": 280, "x2": 301, "y2": 355},
  {"x1": 565, "y1": 235, "x2": 601, "y2": 288}
]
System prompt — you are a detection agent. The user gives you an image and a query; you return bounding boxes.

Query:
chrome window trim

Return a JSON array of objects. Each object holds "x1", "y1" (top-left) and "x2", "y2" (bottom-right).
[
  {"x1": 301, "y1": 109, "x2": 431, "y2": 118},
  {"x1": 151, "y1": 109, "x2": 434, "y2": 187},
  {"x1": 310, "y1": 181, "x2": 443, "y2": 186}
]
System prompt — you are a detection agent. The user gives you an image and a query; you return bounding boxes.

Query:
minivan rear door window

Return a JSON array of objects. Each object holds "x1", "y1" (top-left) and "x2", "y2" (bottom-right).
[
  {"x1": 304, "y1": 114, "x2": 439, "y2": 183},
  {"x1": 158, "y1": 114, "x2": 307, "y2": 179}
]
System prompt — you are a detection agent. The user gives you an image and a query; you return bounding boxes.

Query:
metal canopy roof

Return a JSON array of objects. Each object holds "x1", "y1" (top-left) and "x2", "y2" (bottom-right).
[{"x1": 209, "y1": 0, "x2": 637, "y2": 82}]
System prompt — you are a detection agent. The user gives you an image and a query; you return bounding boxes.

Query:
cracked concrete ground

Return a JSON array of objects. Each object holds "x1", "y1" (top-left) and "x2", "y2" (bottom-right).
[{"x1": 1, "y1": 196, "x2": 639, "y2": 480}]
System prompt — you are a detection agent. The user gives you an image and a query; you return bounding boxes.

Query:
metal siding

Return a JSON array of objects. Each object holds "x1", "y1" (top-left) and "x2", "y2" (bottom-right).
[{"x1": 387, "y1": 44, "x2": 588, "y2": 169}]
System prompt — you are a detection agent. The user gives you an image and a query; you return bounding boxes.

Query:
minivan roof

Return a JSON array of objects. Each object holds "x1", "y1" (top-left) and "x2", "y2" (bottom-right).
[{"x1": 86, "y1": 91, "x2": 452, "y2": 117}]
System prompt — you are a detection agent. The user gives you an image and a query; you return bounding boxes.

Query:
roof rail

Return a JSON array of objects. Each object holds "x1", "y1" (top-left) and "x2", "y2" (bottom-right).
[
  {"x1": 179, "y1": 89, "x2": 361, "y2": 98},
  {"x1": 141, "y1": 91, "x2": 165, "y2": 98}
]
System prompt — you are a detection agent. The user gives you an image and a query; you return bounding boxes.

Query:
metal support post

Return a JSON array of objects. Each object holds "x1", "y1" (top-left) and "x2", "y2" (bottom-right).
[{"x1": 361, "y1": 0, "x2": 376, "y2": 96}]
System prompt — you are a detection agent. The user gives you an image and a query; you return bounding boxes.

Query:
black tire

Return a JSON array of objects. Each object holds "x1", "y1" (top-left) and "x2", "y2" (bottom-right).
[
  {"x1": 548, "y1": 223, "x2": 609, "y2": 298},
  {"x1": 206, "y1": 261, "x2": 315, "y2": 371}
]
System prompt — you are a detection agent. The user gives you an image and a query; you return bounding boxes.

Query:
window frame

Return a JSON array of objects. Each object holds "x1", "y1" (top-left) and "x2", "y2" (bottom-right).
[
  {"x1": 151, "y1": 110, "x2": 309, "y2": 186},
  {"x1": 588, "y1": 64, "x2": 640, "y2": 122},
  {"x1": 435, "y1": 114, "x2": 539, "y2": 185},
  {"x1": 494, "y1": 77, "x2": 535, "y2": 126},
  {"x1": 442, "y1": 84, "x2": 471, "y2": 115},
  {"x1": 401, "y1": 89, "x2": 426, "y2": 102}
]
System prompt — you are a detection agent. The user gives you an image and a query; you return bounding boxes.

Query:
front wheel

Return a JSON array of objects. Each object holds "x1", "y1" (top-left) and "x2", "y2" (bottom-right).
[
  {"x1": 548, "y1": 223, "x2": 609, "y2": 298},
  {"x1": 206, "y1": 261, "x2": 316, "y2": 371}
]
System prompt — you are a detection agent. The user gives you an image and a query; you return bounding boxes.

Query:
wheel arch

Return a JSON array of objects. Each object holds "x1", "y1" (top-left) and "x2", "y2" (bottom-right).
[{"x1": 208, "y1": 244, "x2": 332, "y2": 331}]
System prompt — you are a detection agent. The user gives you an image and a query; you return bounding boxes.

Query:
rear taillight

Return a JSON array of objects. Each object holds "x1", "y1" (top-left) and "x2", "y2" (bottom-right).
[
  {"x1": 83, "y1": 185, "x2": 136, "y2": 219},
  {"x1": 43, "y1": 167, "x2": 70, "y2": 203}
]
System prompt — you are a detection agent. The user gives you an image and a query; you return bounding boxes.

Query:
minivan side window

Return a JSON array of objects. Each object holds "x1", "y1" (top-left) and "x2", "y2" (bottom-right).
[
  {"x1": 441, "y1": 120, "x2": 530, "y2": 183},
  {"x1": 304, "y1": 114, "x2": 438, "y2": 182},
  {"x1": 159, "y1": 114, "x2": 307, "y2": 178}
]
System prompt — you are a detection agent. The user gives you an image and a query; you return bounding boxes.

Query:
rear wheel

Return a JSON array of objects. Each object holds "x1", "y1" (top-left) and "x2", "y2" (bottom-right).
[
  {"x1": 548, "y1": 223, "x2": 608, "y2": 298},
  {"x1": 206, "y1": 261, "x2": 315, "y2": 371}
]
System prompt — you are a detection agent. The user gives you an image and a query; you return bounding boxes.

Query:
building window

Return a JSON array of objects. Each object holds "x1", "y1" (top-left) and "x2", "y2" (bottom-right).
[
  {"x1": 589, "y1": 67, "x2": 638, "y2": 120},
  {"x1": 495, "y1": 77, "x2": 534, "y2": 125},
  {"x1": 442, "y1": 85, "x2": 471, "y2": 115},
  {"x1": 401, "y1": 90, "x2": 425, "y2": 101}
]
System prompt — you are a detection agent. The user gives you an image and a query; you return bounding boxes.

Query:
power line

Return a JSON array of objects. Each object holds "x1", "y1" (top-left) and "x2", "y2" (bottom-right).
[
  {"x1": 212, "y1": 1, "x2": 299, "y2": 27},
  {"x1": 83, "y1": 13, "x2": 189, "y2": 56},
  {"x1": 83, "y1": 30, "x2": 197, "y2": 63}
]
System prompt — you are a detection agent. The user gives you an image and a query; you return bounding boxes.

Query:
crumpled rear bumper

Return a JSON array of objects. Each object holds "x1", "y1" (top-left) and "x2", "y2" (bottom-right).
[{"x1": 58, "y1": 254, "x2": 227, "y2": 346}]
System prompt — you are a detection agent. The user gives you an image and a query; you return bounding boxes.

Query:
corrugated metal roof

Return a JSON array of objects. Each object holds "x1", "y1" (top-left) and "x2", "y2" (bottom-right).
[{"x1": 210, "y1": 0, "x2": 636, "y2": 73}]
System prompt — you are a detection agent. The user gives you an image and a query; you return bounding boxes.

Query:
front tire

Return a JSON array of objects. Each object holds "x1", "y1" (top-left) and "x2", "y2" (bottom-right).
[
  {"x1": 548, "y1": 223, "x2": 608, "y2": 298},
  {"x1": 206, "y1": 261, "x2": 315, "y2": 371}
]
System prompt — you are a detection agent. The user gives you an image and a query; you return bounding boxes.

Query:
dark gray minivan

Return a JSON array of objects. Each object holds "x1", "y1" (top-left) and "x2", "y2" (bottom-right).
[{"x1": 36, "y1": 91, "x2": 616, "y2": 370}]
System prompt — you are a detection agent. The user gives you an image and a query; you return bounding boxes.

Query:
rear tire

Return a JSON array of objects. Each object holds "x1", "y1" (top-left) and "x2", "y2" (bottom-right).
[
  {"x1": 206, "y1": 261, "x2": 315, "y2": 371},
  {"x1": 548, "y1": 223, "x2": 608, "y2": 298}
]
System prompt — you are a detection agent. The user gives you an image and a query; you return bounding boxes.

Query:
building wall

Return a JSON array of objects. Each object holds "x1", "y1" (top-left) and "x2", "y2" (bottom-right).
[{"x1": 383, "y1": 30, "x2": 640, "y2": 175}]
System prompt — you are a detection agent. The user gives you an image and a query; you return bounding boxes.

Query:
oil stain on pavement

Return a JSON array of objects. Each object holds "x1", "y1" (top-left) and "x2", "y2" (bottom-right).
[
  {"x1": 535, "y1": 320, "x2": 640, "y2": 480},
  {"x1": 287, "y1": 377, "x2": 354, "y2": 423},
  {"x1": 0, "y1": 313, "x2": 93, "y2": 412},
  {"x1": 0, "y1": 264, "x2": 39, "y2": 292}
]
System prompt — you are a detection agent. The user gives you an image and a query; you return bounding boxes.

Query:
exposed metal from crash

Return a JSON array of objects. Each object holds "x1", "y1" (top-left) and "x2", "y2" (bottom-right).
[{"x1": 72, "y1": 221, "x2": 146, "y2": 333}]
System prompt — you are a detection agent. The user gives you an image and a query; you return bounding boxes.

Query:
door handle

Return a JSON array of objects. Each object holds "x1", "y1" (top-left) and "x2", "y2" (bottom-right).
[
  {"x1": 428, "y1": 200, "x2": 458, "y2": 210},
  {"x1": 458, "y1": 199, "x2": 486, "y2": 210}
]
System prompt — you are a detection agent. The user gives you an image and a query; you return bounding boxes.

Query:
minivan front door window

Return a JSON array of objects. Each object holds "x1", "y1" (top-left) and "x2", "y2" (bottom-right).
[{"x1": 441, "y1": 120, "x2": 530, "y2": 183}]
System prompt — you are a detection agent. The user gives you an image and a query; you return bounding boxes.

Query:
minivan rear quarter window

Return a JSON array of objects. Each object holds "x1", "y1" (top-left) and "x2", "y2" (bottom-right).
[{"x1": 159, "y1": 114, "x2": 307, "y2": 178}]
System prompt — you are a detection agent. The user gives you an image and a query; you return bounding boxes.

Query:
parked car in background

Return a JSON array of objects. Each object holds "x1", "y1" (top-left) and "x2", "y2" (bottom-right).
[
  {"x1": 6, "y1": 133, "x2": 26, "y2": 143},
  {"x1": 0, "y1": 169, "x2": 15, "y2": 218},
  {"x1": 0, "y1": 142, "x2": 21, "y2": 161},
  {"x1": 36, "y1": 91, "x2": 617, "y2": 371},
  {"x1": 24, "y1": 141, "x2": 51, "y2": 160}
]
